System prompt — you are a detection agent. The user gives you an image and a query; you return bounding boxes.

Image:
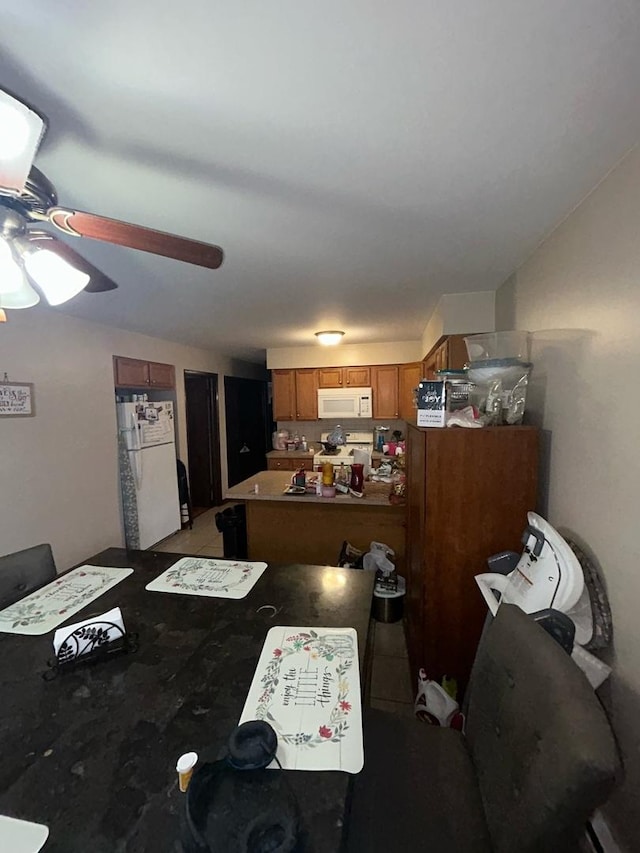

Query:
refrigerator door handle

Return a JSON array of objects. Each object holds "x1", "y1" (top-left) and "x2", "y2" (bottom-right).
[
  {"x1": 131, "y1": 449, "x2": 143, "y2": 490},
  {"x1": 131, "y1": 412, "x2": 142, "y2": 451}
]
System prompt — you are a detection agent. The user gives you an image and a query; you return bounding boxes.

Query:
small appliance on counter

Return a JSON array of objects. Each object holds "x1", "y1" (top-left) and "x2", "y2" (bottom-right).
[{"x1": 272, "y1": 429, "x2": 290, "y2": 450}]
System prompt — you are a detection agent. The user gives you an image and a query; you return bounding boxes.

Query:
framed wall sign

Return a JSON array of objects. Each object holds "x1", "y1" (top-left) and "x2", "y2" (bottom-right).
[{"x1": 0, "y1": 382, "x2": 35, "y2": 417}]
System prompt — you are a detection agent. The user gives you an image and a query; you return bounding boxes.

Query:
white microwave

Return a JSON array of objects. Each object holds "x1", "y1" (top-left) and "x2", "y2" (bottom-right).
[{"x1": 317, "y1": 387, "x2": 373, "y2": 419}]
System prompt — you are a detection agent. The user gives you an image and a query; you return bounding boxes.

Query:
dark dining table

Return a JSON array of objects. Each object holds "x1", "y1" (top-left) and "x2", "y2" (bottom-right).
[{"x1": 0, "y1": 548, "x2": 375, "y2": 853}]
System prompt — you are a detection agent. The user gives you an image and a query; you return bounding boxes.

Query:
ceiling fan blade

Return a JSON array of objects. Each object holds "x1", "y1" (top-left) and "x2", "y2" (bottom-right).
[
  {"x1": 27, "y1": 232, "x2": 118, "y2": 292},
  {"x1": 45, "y1": 207, "x2": 224, "y2": 270}
]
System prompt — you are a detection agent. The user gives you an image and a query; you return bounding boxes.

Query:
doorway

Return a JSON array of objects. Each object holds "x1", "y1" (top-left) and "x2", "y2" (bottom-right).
[
  {"x1": 224, "y1": 376, "x2": 270, "y2": 487},
  {"x1": 184, "y1": 371, "x2": 222, "y2": 513}
]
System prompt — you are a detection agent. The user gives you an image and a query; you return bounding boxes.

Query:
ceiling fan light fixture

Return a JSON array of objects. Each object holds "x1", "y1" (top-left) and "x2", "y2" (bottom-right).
[
  {"x1": 0, "y1": 88, "x2": 46, "y2": 194},
  {"x1": 23, "y1": 248, "x2": 90, "y2": 305},
  {"x1": 0, "y1": 237, "x2": 28, "y2": 295},
  {"x1": 315, "y1": 330, "x2": 345, "y2": 346},
  {"x1": 0, "y1": 275, "x2": 40, "y2": 309}
]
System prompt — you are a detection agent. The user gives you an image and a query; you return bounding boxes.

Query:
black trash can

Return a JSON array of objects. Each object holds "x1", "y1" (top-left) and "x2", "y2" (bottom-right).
[{"x1": 215, "y1": 504, "x2": 248, "y2": 559}]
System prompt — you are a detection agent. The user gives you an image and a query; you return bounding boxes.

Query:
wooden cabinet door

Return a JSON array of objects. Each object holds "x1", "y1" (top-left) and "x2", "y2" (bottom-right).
[
  {"x1": 447, "y1": 335, "x2": 469, "y2": 369},
  {"x1": 114, "y1": 357, "x2": 150, "y2": 387},
  {"x1": 272, "y1": 370, "x2": 296, "y2": 421},
  {"x1": 372, "y1": 365, "x2": 399, "y2": 418},
  {"x1": 317, "y1": 368, "x2": 343, "y2": 388},
  {"x1": 295, "y1": 369, "x2": 318, "y2": 419},
  {"x1": 148, "y1": 361, "x2": 175, "y2": 389},
  {"x1": 344, "y1": 366, "x2": 371, "y2": 387},
  {"x1": 267, "y1": 457, "x2": 292, "y2": 470},
  {"x1": 398, "y1": 362, "x2": 422, "y2": 421}
]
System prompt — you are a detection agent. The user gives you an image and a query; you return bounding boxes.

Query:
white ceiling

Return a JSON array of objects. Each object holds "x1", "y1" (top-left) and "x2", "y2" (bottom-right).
[{"x1": 2, "y1": 1, "x2": 640, "y2": 362}]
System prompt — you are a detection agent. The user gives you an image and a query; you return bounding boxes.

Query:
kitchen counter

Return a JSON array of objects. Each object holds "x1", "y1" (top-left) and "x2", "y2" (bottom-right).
[
  {"x1": 225, "y1": 471, "x2": 406, "y2": 570},
  {"x1": 227, "y1": 470, "x2": 394, "y2": 507}
]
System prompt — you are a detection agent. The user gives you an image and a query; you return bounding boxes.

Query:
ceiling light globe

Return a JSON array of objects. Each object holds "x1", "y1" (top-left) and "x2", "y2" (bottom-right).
[
  {"x1": 0, "y1": 238, "x2": 26, "y2": 294},
  {"x1": 23, "y1": 249, "x2": 89, "y2": 305},
  {"x1": 315, "y1": 330, "x2": 345, "y2": 346},
  {"x1": 0, "y1": 101, "x2": 30, "y2": 159}
]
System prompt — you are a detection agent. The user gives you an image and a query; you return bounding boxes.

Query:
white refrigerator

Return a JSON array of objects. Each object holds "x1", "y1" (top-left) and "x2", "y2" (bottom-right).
[{"x1": 117, "y1": 401, "x2": 181, "y2": 549}]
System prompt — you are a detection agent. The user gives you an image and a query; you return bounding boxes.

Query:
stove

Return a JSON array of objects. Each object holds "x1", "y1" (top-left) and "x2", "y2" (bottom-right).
[{"x1": 313, "y1": 431, "x2": 374, "y2": 469}]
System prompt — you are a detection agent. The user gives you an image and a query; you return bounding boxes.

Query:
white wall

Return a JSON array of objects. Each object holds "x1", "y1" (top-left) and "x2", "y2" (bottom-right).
[
  {"x1": 421, "y1": 290, "x2": 495, "y2": 356},
  {"x1": 0, "y1": 307, "x2": 263, "y2": 571},
  {"x1": 495, "y1": 145, "x2": 640, "y2": 851},
  {"x1": 267, "y1": 340, "x2": 422, "y2": 369}
]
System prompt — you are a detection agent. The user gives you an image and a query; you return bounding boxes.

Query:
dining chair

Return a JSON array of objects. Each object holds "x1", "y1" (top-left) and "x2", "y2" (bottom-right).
[
  {"x1": 347, "y1": 604, "x2": 621, "y2": 853},
  {"x1": 0, "y1": 544, "x2": 57, "y2": 609}
]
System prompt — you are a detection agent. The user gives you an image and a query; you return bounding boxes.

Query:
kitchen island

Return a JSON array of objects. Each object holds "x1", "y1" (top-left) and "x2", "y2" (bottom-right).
[{"x1": 225, "y1": 471, "x2": 406, "y2": 570}]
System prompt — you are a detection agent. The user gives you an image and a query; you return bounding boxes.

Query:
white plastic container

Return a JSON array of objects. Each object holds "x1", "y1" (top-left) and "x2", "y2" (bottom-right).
[{"x1": 464, "y1": 330, "x2": 530, "y2": 362}]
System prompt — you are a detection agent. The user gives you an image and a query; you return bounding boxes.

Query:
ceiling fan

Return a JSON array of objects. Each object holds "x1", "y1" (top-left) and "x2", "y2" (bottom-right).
[{"x1": 0, "y1": 87, "x2": 224, "y2": 322}]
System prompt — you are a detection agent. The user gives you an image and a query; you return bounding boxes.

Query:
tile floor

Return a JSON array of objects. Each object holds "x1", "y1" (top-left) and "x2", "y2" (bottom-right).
[
  {"x1": 370, "y1": 619, "x2": 415, "y2": 716},
  {"x1": 153, "y1": 515, "x2": 416, "y2": 716},
  {"x1": 153, "y1": 506, "x2": 227, "y2": 557}
]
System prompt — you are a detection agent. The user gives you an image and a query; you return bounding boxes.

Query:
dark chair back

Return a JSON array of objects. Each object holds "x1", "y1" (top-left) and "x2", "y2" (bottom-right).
[
  {"x1": 0, "y1": 544, "x2": 57, "y2": 609},
  {"x1": 465, "y1": 604, "x2": 621, "y2": 853}
]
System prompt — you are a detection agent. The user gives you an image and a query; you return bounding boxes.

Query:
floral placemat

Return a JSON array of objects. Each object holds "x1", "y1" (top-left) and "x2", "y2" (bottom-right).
[
  {"x1": 145, "y1": 557, "x2": 268, "y2": 599},
  {"x1": 239, "y1": 626, "x2": 363, "y2": 773},
  {"x1": 0, "y1": 566, "x2": 134, "y2": 636}
]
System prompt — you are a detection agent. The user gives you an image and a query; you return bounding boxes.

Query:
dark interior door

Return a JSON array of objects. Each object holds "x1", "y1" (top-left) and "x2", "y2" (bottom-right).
[
  {"x1": 185, "y1": 372, "x2": 222, "y2": 508},
  {"x1": 224, "y1": 376, "x2": 269, "y2": 487}
]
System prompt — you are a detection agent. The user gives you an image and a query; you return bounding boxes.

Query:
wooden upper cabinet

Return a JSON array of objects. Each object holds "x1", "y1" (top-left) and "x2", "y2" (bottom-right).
[
  {"x1": 114, "y1": 357, "x2": 150, "y2": 387},
  {"x1": 295, "y1": 369, "x2": 318, "y2": 420},
  {"x1": 317, "y1": 367, "x2": 343, "y2": 388},
  {"x1": 398, "y1": 362, "x2": 422, "y2": 421},
  {"x1": 114, "y1": 356, "x2": 175, "y2": 389},
  {"x1": 272, "y1": 369, "x2": 296, "y2": 420},
  {"x1": 344, "y1": 366, "x2": 371, "y2": 387},
  {"x1": 421, "y1": 334, "x2": 469, "y2": 380},
  {"x1": 372, "y1": 365, "x2": 399, "y2": 418},
  {"x1": 148, "y1": 361, "x2": 175, "y2": 388},
  {"x1": 316, "y1": 366, "x2": 371, "y2": 388}
]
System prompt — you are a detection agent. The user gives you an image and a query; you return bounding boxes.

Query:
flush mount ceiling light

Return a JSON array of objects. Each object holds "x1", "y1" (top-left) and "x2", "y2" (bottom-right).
[{"x1": 315, "y1": 330, "x2": 345, "y2": 346}]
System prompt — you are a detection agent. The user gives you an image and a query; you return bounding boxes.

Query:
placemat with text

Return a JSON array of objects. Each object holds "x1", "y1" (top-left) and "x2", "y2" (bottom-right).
[
  {"x1": 145, "y1": 557, "x2": 267, "y2": 599},
  {"x1": 239, "y1": 626, "x2": 363, "y2": 773},
  {"x1": 0, "y1": 566, "x2": 133, "y2": 635}
]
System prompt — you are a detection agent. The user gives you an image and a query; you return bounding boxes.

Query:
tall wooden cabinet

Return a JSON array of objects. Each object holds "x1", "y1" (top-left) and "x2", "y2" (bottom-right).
[{"x1": 405, "y1": 425, "x2": 539, "y2": 693}]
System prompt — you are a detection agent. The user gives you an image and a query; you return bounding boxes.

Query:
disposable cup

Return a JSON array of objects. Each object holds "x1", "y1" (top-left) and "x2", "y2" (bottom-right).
[{"x1": 176, "y1": 751, "x2": 198, "y2": 792}]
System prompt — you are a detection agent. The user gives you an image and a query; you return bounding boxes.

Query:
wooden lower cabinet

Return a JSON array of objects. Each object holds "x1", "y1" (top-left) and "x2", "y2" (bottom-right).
[
  {"x1": 405, "y1": 425, "x2": 539, "y2": 694},
  {"x1": 267, "y1": 455, "x2": 315, "y2": 471}
]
